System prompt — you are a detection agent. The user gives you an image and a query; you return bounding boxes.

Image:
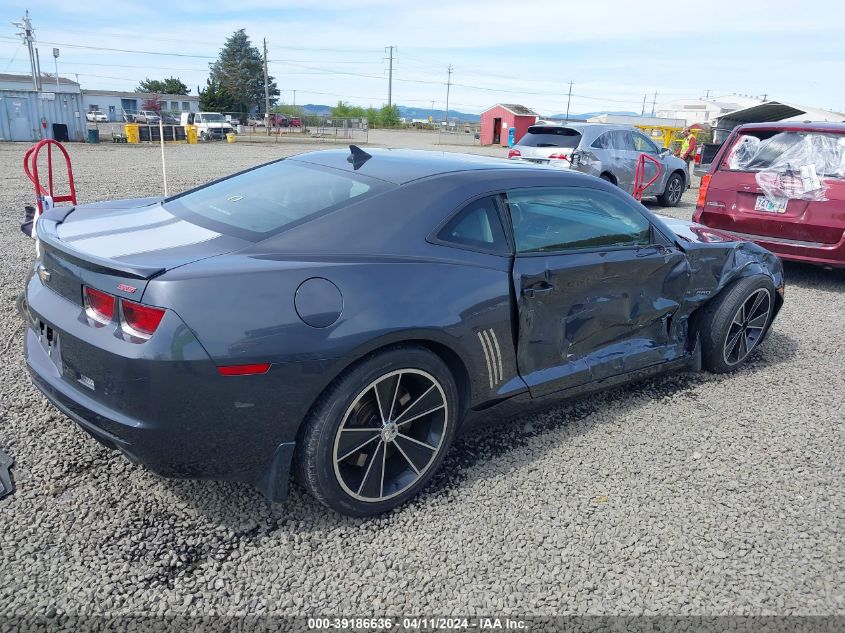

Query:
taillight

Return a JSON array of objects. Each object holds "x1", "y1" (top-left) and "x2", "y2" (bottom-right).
[
  {"x1": 696, "y1": 173, "x2": 712, "y2": 210},
  {"x1": 217, "y1": 363, "x2": 271, "y2": 376},
  {"x1": 84, "y1": 286, "x2": 116, "y2": 325},
  {"x1": 548, "y1": 153, "x2": 569, "y2": 161},
  {"x1": 694, "y1": 146, "x2": 703, "y2": 164},
  {"x1": 507, "y1": 148, "x2": 521, "y2": 159},
  {"x1": 120, "y1": 299, "x2": 165, "y2": 339}
]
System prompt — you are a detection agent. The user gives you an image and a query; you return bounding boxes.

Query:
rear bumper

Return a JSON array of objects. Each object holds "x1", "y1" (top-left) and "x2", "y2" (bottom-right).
[
  {"x1": 22, "y1": 274, "x2": 306, "y2": 501},
  {"x1": 694, "y1": 210, "x2": 845, "y2": 267}
]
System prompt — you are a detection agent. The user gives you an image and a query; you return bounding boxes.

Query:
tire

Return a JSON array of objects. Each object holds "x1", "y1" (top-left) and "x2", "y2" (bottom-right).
[
  {"x1": 297, "y1": 346, "x2": 459, "y2": 516},
  {"x1": 699, "y1": 275, "x2": 776, "y2": 373},
  {"x1": 658, "y1": 172, "x2": 684, "y2": 207},
  {"x1": 600, "y1": 172, "x2": 616, "y2": 185}
]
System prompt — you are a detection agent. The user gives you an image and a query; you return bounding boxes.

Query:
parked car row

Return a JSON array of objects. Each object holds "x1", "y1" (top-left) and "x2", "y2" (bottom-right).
[{"x1": 508, "y1": 123, "x2": 689, "y2": 207}]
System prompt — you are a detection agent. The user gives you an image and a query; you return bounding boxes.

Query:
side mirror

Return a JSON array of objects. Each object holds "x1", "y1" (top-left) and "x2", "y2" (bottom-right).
[{"x1": 660, "y1": 147, "x2": 672, "y2": 156}]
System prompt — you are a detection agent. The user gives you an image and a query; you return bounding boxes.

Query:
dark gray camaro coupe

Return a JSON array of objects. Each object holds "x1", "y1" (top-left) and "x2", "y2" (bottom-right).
[{"x1": 22, "y1": 147, "x2": 784, "y2": 516}]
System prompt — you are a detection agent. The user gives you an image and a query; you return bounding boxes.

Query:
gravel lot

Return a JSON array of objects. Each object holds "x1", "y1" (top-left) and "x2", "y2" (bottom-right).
[{"x1": 1, "y1": 132, "x2": 843, "y2": 620}]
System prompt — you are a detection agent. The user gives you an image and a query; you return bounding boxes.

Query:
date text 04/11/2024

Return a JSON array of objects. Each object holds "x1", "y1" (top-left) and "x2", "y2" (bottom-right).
[{"x1": 307, "y1": 617, "x2": 527, "y2": 630}]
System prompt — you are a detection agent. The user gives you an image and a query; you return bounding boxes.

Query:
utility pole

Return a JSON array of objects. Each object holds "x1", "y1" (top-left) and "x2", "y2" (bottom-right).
[
  {"x1": 565, "y1": 81, "x2": 573, "y2": 121},
  {"x1": 292, "y1": 89, "x2": 296, "y2": 108},
  {"x1": 35, "y1": 48, "x2": 42, "y2": 89},
  {"x1": 703, "y1": 88, "x2": 711, "y2": 99},
  {"x1": 445, "y1": 64, "x2": 453, "y2": 126},
  {"x1": 12, "y1": 11, "x2": 38, "y2": 91},
  {"x1": 385, "y1": 46, "x2": 395, "y2": 108},
  {"x1": 53, "y1": 47, "x2": 60, "y2": 95},
  {"x1": 651, "y1": 91, "x2": 658, "y2": 116},
  {"x1": 263, "y1": 38, "x2": 271, "y2": 136},
  {"x1": 641, "y1": 93, "x2": 647, "y2": 116}
]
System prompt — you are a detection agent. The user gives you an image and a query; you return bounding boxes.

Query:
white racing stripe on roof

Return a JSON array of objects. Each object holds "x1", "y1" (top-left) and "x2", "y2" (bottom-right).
[
  {"x1": 57, "y1": 206, "x2": 174, "y2": 239},
  {"x1": 69, "y1": 219, "x2": 221, "y2": 258}
]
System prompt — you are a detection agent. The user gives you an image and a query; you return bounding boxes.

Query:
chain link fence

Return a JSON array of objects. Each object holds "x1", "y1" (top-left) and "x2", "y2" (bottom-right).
[{"x1": 437, "y1": 123, "x2": 481, "y2": 147}]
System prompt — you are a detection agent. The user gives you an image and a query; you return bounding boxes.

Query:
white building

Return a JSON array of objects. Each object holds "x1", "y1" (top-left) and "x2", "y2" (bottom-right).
[
  {"x1": 81, "y1": 90, "x2": 199, "y2": 121},
  {"x1": 655, "y1": 95, "x2": 763, "y2": 127}
]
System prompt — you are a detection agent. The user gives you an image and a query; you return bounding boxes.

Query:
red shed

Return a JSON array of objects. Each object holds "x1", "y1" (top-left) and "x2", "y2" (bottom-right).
[{"x1": 480, "y1": 103, "x2": 538, "y2": 146}]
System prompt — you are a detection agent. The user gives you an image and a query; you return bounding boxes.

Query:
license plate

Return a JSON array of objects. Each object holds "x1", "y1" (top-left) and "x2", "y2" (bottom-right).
[
  {"x1": 37, "y1": 320, "x2": 63, "y2": 375},
  {"x1": 754, "y1": 196, "x2": 788, "y2": 213}
]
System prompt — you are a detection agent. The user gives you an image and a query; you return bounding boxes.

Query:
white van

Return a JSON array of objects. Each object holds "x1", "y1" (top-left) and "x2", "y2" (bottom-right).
[{"x1": 180, "y1": 112, "x2": 233, "y2": 140}]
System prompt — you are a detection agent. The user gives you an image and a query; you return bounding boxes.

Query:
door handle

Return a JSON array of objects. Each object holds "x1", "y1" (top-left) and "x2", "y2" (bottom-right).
[{"x1": 523, "y1": 282, "x2": 554, "y2": 298}]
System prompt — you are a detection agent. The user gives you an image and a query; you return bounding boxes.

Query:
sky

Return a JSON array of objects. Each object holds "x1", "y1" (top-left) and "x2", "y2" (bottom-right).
[{"x1": 1, "y1": 0, "x2": 844, "y2": 116}]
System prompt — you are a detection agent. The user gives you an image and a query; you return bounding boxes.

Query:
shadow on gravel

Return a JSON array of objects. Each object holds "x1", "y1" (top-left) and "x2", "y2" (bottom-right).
[
  {"x1": 783, "y1": 261, "x2": 845, "y2": 289},
  {"x1": 159, "y1": 326, "x2": 797, "y2": 530}
]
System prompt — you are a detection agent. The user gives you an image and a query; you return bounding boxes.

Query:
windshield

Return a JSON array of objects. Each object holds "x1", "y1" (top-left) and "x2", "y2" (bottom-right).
[
  {"x1": 518, "y1": 127, "x2": 582, "y2": 148},
  {"x1": 164, "y1": 160, "x2": 389, "y2": 239},
  {"x1": 726, "y1": 131, "x2": 845, "y2": 178},
  {"x1": 202, "y1": 113, "x2": 224, "y2": 122}
]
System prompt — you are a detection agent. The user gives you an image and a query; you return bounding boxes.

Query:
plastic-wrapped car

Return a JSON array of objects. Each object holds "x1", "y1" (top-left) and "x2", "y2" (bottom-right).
[{"x1": 694, "y1": 122, "x2": 845, "y2": 268}]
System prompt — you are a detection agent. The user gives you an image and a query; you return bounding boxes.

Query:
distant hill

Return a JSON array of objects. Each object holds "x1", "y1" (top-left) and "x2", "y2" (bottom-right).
[
  {"x1": 299, "y1": 103, "x2": 481, "y2": 122},
  {"x1": 297, "y1": 105, "x2": 641, "y2": 123}
]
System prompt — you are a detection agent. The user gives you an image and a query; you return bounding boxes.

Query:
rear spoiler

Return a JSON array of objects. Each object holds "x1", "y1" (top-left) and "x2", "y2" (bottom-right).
[{"x1": 36, "y1": 218, "x2": 166, "y2": 280}]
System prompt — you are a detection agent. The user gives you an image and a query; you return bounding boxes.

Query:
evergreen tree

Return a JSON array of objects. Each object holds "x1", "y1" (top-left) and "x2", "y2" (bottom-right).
[
  {"x1": 198, "y1": 77, "x2": 235, "y2": 112},
  {"x1": 137, "y1": 77, "x2": 190, "y2": 95},
  {"x1": 209, "y1": 30, "x2": 278, "y2": 115}
]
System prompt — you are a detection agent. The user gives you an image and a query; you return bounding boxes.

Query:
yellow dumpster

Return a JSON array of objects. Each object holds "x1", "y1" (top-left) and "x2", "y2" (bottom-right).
[
  {"x1": 185, "y1": 125, "x2": 198, "y2": 144},
  {"x1": 124, "y1": 123, "x2": 140, "y2": 144},
  {"x1": 226, "y1": 132, "x2": 236, "y2": 143}
]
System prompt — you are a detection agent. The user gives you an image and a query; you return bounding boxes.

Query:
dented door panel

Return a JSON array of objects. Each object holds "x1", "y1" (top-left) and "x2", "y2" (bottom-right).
[{"x1": 514, "y1": 246, "x2": 691, "y2": 397}]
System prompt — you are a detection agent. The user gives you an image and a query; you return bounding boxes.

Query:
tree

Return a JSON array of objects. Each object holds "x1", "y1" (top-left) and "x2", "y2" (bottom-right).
[
  {"x1": 137, "y1": 76, "x2": 190, "y2": 95},
  {"x1": 331, "y1": 100, "x2": 365, "y2": 118},
  {"x1": 378, "y1": 104, "x2": 400, "y2": 127},
  {"x1": 198, "y1": 77, "x2": 235, "y2": 112},
  {"x1": 209, "y1": 29, "x2": 278, "y2": 115},
  {"x1": 141, "y1": 94, "x2": 162, "y2": 112}
]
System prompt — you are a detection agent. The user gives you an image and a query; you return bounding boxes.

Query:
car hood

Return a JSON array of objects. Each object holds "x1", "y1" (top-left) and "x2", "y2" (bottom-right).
[
  {"x1": 42, "y1": 197, "x2": 249, "y2": 278},
  {"x1": 657, "y1": 215, "x2": 746, "y2": 244}
]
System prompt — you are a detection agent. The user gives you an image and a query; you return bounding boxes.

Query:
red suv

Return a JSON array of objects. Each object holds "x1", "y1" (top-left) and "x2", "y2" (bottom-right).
[{"x1": 694, "y1": 122, "x2": 845, "y2": 268}]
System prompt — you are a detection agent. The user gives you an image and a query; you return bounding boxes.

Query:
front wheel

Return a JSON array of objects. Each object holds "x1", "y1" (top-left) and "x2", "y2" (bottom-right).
[
  {"x1": 658, "y1": 172, "x2": 684, "y2": 207},
  {"x1": 700, "y1": 276, "x2": 776, "y2": 373},
  {"x1": 297, "y1": 347, "x2": 458, "y2": 516}
]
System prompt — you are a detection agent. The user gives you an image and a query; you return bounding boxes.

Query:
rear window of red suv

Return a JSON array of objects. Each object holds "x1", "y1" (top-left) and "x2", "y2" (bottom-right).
[{"x1": 722, "y1": 130, "x2": 845, "y2": 178}]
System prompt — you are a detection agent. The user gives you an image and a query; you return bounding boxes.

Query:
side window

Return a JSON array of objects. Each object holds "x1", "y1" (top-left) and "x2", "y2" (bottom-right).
[
  {"x1": 507, "y1": 187, "x2": 652, "y2": 253},
  {"x1": 612, "y1": 130, "x2": 635, "y2": 151},
  {"x1": 591, "y1": 132, "x2": 610, "y2": 149},
  {"x1": 437, "y1": 196, "x2": 509, "y2": 254},
  {"x1": 592, "y1": 131, "x2": 634, "y2": 151},
  {"x1": 632, "y1": 132, "x2": 659, "y2": 154}
]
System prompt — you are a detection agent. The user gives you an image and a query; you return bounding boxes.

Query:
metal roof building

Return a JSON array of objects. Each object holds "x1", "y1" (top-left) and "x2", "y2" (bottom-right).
[
  {"x1": 0, "y1": 72, "x2": 84, "y2": 142},
  {"x1": 712, "y1": 101, "x2": 845, "y2": 142}
]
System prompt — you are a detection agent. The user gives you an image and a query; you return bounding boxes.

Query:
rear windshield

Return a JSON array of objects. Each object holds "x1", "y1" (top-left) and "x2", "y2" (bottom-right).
[
  {"x1": 164, "y1": 160, "x2": 388, "y2": 239},
  {"x1": 724, "y1": 130, "x2": 845, "y2": 178},
  {"x1": 518, "y1": 127, "x2": 582, "y2": 148}
]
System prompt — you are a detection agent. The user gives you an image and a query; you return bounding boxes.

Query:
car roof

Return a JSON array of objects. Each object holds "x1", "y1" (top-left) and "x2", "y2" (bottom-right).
[
  {"x1": 287, "y1": 147, "x2": 545, "y2": 185},
  {"x1": 527, "y1": 122, "x2": 634, "y2": 132},
  {"x1": 736, "y1": 121, "x2": 845, "y2": 134}
]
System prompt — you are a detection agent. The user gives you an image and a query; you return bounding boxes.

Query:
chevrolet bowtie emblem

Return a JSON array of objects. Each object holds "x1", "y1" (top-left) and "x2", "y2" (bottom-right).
[{"x1": 37, "y1": 266, "x2": 51, "y2": 283}]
